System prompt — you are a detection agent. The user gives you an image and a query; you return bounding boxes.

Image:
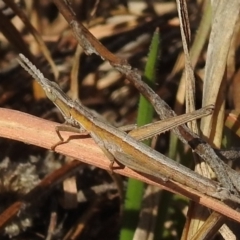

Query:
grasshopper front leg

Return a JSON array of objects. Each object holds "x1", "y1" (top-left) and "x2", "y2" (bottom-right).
[
  {"x1": 52, "y1": 124, "x2": 125, "y2": 200},
  {"x1": 52, "y1": 124, "x2": 89, "y2": 150}
]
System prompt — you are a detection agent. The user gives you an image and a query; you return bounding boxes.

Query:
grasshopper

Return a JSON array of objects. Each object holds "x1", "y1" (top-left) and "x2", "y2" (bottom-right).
[{"x1": 17, "y1": 54, "x2": 239, "y2": 204}]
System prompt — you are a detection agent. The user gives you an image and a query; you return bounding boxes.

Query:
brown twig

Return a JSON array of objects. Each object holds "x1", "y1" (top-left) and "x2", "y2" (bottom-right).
[
  {"x1": 48, "y1": 9, "x2": 240, "y2": 239},
  {"x1": 0, "y1": 157, "x2": 82, "y2": 232},
  {"x1": 51, "y1": 0, "x2": 240, "y2": 194},
  {"x1": 0, "y1": 108, "x2": 240, "y2": 223}
]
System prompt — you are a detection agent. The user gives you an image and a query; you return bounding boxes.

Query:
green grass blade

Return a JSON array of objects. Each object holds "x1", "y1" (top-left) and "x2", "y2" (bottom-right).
[{"x1": 119, "y1": 29, "x2": 160, "y2": 240}]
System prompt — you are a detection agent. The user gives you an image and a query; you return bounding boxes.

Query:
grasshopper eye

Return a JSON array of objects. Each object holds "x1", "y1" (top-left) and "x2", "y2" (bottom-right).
[{"x1": 45, "y1": 87, "x2": 56, "y2": 101}]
